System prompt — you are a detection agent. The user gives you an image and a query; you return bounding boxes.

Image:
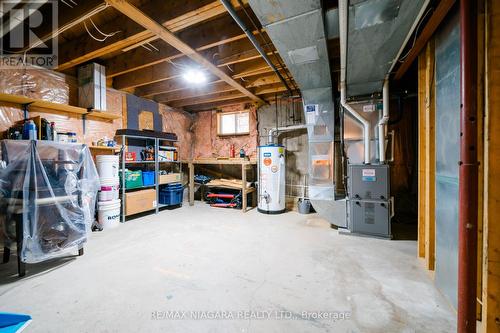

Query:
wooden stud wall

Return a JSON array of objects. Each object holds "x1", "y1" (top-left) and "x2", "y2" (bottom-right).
[
  {"x1": 417, "y1": 51, "x2": 427, "y2": 259},
  {"x1": 417, "y1": 41, "x2": 436, "y2": 272},
  {"x1": 424, "y1": 41, "x2": 436, "y2": 272},
  {"x1": 482, "y1": 0, "x2": 500, "y2": 330}
]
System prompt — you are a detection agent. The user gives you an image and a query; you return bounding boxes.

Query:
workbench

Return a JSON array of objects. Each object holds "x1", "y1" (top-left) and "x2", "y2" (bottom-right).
[{"x1": 186, "y1": 158, "x2": 257, "y2": 212}]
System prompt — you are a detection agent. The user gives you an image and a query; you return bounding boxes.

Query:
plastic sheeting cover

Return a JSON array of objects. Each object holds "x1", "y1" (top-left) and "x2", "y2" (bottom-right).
[
  {"x1": 0, "y1": 66, "x2": 71, "y2": 104},
  {"x1": 0, "y1": 140, "x2": 99, "y2": 263}
]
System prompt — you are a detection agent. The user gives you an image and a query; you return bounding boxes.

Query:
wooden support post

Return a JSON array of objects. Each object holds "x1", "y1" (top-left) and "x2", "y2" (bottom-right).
[
  {"x1": 424, "y1": 40, "x2": 436, "y2": 271},
  {"x1": 417, "y1": 51, "x2": 427, "y2": 259},
  {"x1": 476, "y1": 0, "x2": 486, "y2": 320},
  {"x1": 189, "y1": 162, "x2": 194, "y2": 206},
  {"x1": 482, "y1": 0, "x2": 500, "y2": 330},
  {"x1": 242, "y1": 164, "x2": 247, "y2": 212}
]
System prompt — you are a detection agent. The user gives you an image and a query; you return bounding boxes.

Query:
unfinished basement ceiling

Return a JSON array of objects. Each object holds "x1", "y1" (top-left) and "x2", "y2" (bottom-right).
[{"x1": 21, "y1": 0, "x2": 299, "y2": 111}]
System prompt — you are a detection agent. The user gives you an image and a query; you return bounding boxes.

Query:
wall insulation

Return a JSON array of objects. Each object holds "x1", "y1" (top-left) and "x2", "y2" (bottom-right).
[{"x1": 434, "y1": 8, "x2": 460, "y2": 308}]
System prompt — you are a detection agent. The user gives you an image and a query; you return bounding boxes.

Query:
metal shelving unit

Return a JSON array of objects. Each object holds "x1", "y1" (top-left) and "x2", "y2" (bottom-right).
[{"x1": 117, "y1": 134, "x2": 182, "y2": 222}]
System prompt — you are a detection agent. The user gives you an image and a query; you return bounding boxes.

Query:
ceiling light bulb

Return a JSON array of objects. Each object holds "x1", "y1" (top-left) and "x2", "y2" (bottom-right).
[{"x1": 182, "y1": 69, "x2": 207, "y2": 84}]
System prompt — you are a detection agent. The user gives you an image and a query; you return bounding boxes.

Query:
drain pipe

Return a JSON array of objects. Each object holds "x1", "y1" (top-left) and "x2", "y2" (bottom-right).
[
  {"x1": 339, "y1": 0, "x2": 370, "y2": 164},
  {"x1": 268, "y1": 125, "x2": 307, "y2": 144},
  {"x1": 219, "y1": 0, "x2": 293, "y2": 94},
  {"x1": 378, "y1": 79, "x2": 390, "y2": 163},
  {"x1": 458, "y1": 0, "x2": 478, "y2": 331}
]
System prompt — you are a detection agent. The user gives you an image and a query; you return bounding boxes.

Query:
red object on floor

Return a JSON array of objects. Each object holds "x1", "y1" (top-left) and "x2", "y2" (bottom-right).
[
  {"x1": 210, "y1": 203, "x2": 237, "y2": 208},
  {"x1": 206, "y1": 193, "x2": 235, "y2": 199}
]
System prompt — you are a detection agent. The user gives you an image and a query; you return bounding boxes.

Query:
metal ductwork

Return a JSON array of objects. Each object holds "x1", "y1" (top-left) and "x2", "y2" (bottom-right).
[
  {"x1": 248, "y1": 0, "x2": 429, "y2": 227},
  {"x1": 344, "y1": 0, "x2": 429, "y2": 97},
  {"x1": 247, "y1": 0, "x2": 340, "y2": 225}
]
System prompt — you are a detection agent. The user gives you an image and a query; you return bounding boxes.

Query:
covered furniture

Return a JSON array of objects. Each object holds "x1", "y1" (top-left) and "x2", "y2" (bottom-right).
[{"x1": 0, "y1": 140, "x2": 99, "y2": 277}]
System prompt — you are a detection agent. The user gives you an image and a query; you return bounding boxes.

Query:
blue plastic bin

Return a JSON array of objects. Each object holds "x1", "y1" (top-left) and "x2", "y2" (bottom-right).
[
  {"x1": 159, "y1": 183, "x2": 183, "y2": 206},
  {"x1": 142, "y1": 171, "x2": 155, "y2": 186}
]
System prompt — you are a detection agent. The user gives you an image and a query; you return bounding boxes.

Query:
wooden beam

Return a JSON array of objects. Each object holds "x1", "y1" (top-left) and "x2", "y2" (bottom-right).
[
  {"x1": 133, "y1": 57, "x2": 286, "y2": 97},
  {"x1": 56, "y1": 0, "x2": 235, "y2": 71},
  {"x1": 169, "y1": 91, "x2": 247, "y2": 108},
  {"x1": 113, "y1": 57, "x2": 280, "y2": 95},
  {"x1": 417, "y1": 51, "x2": 427, "y2": 259},
  {"x1": 482, "y1": 0, "x2": 500, "y2": 330},
  {"x1": 117, "y1": 0, "x2": 248, "y2": 52},
  {"x1": 155, "y1": 79, "x2": 289, "y2": 103},
  {"x1": 424, "y1": 40, "x2": 436, "y2": 271},
  {"x1": 244, "y1": 73, "x2": 285, "y2": 88},
  {"x1": 23, "y1": 0, "x2": 105, "y2": 52},
  {"x1": 394, "y1": 0, "x2": 456, "y2": 80},
  {"x1": 112, "y1": 41, "x2": 273, "y2": 90},
  {"x1": 254, "y1": 84, "x2": 288, "y2": 95},
  {"x1": 155, "y1": 82, "x2": 236, "y2": 103},
  {"x1": 105, "y1": 14, "x2": 251, "y2": 78},
  {"x1": 476, "y1": 0, "x2": 486, "y2": 320},
  {"x1": 183, "y1": 97, "x2": 253, "y2": 112},
  {"x1": 107, "y1": 0, "x2": 263, "y2": 103},
  {"x1": 113, "y1": 61, "x2": 185, "y2": 90}
]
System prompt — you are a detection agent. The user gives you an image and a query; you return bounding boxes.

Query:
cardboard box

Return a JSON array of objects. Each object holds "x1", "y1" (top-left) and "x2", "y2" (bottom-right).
[
  {"x1": 125, "y1": 189, "x2": 157, "y2": 216},
  {"x1": 159, "y1": 173, "x2": 181, "y2": 184}
]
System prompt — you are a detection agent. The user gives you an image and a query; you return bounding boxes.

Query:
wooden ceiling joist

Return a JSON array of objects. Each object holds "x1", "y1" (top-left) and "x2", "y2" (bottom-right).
[
  {"x1": 184, "y1": 97, "x2": 254, "y2": 112},
  {"x1": 23, "y1": 0, "x2": 106, "y2": 52},
  {"x1": 134, "y1": 61, "x2": 286, "y2": 98},
  {"x1": 106, "y1": 0, "x2": 263, "y2": 104},
  {"x1": 244, "y1": 73, "x2": 286, "y2": 88},
  {"x1": 154, "y1": 75, "x2": 291, "y2": 103},
  {"x1": 57, "y1": 0, "x2": 241, "y2": 71},
  {"x1": 112, "y1": 45, "x2": 277, "y2": 90},
  {"x1": 169, "y1": 91, "x2": 247, "y2": 108},
  {"x1": 105, "y1": 14, "x2": 251, "y2": 78},
  {"x1": 155, "y1": 82, "x2": 237, "y2": 103},
  {"x1": 254, "y1": 83, "x2": 288, "y2": 95}
]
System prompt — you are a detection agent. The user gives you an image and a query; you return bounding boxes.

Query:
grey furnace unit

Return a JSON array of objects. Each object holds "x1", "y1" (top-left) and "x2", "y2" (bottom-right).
[{"x1": 347, "y1": 164, "x2": 392, "y2": 238}]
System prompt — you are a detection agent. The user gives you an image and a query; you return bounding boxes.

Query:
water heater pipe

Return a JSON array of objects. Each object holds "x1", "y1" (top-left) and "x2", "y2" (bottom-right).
[
  {"x1": 378, "y1": 79, "x2": 390, "y2": 163},
  {"x1": 339, "y1": 0, "x2": 370, "y2": 164},
  {"x1": 268, "y1": 124, "x2": 307, "y2": 144}
]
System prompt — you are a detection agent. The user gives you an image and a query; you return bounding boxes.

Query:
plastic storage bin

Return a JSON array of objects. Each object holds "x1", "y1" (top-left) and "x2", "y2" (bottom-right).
[
  {"x1": 120, "y1": 169, "x2": 143, "y2": 189},
  {"x1": 159, "y1": 183, "x2": 183, "y2": 206},
  {"x1": 142, "y1": 171, "x2": 155, "y2": 186}
]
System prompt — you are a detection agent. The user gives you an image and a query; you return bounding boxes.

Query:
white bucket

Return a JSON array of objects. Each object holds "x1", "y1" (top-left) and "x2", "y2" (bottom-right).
[
  {"x1": 96, "y1": 155, "x2": 119, "y2": 179},
  {"x1": 99, "y1": 178, "x2": 119, "y2": 201},
  {"x1": 98, "y1": 199, "x2": 121, "y2": 229}
]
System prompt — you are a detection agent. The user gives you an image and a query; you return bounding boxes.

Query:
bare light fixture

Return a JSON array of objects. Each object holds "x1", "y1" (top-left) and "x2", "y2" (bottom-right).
[{"x1": 182, "y1": 69, "x2": 207, "y2": 84}]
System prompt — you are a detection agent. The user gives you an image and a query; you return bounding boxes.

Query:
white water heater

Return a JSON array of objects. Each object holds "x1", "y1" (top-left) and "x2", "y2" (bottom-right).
[{"x1": 258, "y1": 144, "x2": 286, "y2": 214}]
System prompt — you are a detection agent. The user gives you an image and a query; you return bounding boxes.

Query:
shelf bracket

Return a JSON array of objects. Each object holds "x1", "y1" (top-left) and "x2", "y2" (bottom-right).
[
  {"x1": 22, "y1": 103, "x2": 33, "y2": 120},
  {"x1": 83, "y1": 108, "x2": 94, "y2": 135}
]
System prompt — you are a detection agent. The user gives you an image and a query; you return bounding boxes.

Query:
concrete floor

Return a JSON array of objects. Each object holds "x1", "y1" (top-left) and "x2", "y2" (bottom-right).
[{"x1": 0, "y1": 203, "x2": 455, "y2": 332}]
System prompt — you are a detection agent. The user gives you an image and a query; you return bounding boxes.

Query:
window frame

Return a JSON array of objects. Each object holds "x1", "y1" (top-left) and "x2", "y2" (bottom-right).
[{"x1": 216, "y1": 110, "x2": 250, "y2": 136}]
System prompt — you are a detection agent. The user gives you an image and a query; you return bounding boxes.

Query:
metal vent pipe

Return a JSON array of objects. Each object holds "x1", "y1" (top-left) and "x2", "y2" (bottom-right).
[{"x1": 339, "y1": 0, "x2": 370, "y2": 164}]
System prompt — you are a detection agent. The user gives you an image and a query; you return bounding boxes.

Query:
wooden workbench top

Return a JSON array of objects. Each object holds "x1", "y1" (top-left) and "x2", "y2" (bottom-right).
[{"x1": 183, "y1": 158, "x2": 257, "y2": 165}]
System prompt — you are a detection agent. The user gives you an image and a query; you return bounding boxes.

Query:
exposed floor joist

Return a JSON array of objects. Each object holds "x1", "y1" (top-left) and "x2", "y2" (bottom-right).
[
  {"x1": 154, "y1": 76, "x2": 292, "y2": 104},
  {"x1": 107, "y1": 0, "x2": 264, "y2": 104},
  {"x1": 105, "y1": 14, "x2": 254, "y2": 78},
  {"x1": 112, "y1": 44, "x2": 278, "y2": 90},
  {"x1": 57, "y1": 0, "x2": 243, "y2": 71}
]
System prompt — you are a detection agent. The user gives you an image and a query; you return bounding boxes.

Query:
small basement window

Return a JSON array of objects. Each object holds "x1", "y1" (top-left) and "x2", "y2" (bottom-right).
[{"x1": 217, "y1": 111, "x2": 250, "y2": 136}]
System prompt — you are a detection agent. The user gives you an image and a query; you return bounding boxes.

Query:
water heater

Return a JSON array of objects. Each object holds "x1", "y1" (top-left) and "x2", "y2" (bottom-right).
[{"x1": 258, "y1": 144, "x2": 286, "y2": 214}]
